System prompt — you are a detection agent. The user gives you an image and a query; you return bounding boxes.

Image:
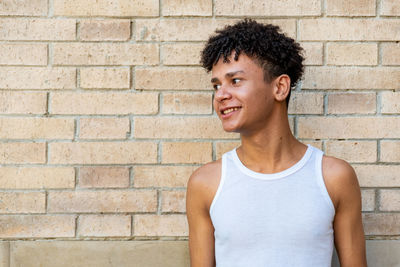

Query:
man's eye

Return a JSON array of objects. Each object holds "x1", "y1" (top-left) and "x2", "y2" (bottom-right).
[
  {"x1": 232, "y1": 78, "x2": 241, "y2": 84},
  {"x1": 213, "y1": 84, "x2": 221, "y2": 90}
]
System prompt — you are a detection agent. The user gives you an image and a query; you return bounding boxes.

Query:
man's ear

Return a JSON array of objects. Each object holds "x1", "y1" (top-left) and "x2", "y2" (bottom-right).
[{"x1": 273, "y1": 74, "x2": 291, "y2": 102}]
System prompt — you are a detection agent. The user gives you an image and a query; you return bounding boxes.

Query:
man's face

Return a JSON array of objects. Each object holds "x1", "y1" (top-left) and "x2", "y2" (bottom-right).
[{"x1": 211, "y1": 52, "x2": 276, "y2": 134}]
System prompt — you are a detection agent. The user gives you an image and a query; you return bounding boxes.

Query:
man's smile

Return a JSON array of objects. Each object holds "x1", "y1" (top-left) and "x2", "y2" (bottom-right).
[{"x1": 220, "y1": 106, "x2": 242, "y2": 115}]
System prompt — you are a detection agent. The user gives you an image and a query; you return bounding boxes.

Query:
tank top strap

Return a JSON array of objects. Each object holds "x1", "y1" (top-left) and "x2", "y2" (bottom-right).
[
  {"x1": 209, "y1": 152, "x2": 228, "y2": 215},
  {"x1": 313, "y1": 147, "x2": 336, "y2": 214}
]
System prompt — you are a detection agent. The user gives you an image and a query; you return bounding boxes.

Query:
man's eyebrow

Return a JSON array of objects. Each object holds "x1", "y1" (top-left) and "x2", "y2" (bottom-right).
[
  {"x1": 211, "y1": 70, "x2": 245, "y2": 83},
  {"x1": 211, "y1": 77, "x2": 219, "y2": 83},
  {"x1": 226, "y1": 70, "x2": 245, "y2": 77}
]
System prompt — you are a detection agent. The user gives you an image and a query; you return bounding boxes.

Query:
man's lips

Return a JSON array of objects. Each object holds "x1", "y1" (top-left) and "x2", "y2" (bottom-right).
[{"x1": 220, "y1": 106, "x2": 242, "y2": 115}]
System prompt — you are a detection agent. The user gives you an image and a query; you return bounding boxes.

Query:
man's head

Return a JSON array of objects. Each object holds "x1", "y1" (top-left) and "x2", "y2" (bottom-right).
[{"x1": 201, "y1": 19, "x2": 304, "y2": 108}]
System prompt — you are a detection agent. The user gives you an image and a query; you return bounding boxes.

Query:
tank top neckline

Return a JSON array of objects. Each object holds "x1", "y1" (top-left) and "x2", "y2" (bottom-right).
[{"x1": 230, "y1": 144, "x2": 314, "y2": 180}]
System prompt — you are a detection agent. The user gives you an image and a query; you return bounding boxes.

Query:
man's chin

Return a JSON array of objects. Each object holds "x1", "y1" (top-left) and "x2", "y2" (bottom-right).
[{"x1": 222, "y1": 126, "x2": 241, "y2": 133}]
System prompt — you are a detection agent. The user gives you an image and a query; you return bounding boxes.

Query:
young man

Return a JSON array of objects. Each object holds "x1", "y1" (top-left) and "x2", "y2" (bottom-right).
[{"x1": 186, "y1": 20, "x2": 367, "y2": 267}]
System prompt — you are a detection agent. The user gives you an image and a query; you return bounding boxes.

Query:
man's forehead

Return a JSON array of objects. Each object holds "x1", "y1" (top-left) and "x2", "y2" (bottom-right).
[
  {"x1": 211, "y1": 54, "x2": 259, "y2": 77},
  {"x1": 211, "y1": 70, "x2": 245, "y2": 83}
]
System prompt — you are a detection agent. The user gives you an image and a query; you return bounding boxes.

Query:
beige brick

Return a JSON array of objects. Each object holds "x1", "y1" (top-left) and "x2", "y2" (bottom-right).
[
  {"x1": 382, "y1": 43, "x2": 400, "y2": 65},
  {"x1": 54, "y1": 0, "x2": 159, "y2": 16},
  {"x1": 215, "y1": 0, "x2": 321, "y2": 16},
  {"x1": 362, "y1": 189, "x2": 375, "y2": 212},
  {"x1": 48, "y1": 190, "x2": 156, "y2": 213},
  {"x1": 53, "y1": 43, "x2": 158, "y2": 66},
  {"x1": 298, "y1": 117, "x2": 400, "y2": 139},
  {"x1": 162, "y1": 92, "x2": 212, "y2": 114},
  {"x1": 381, "y1": 0, "x2": 400, "y2": 16},
  {"x1": 0, "y1": 67, "x2": 76, "y2": 90},
  {"x1": 79, "y1": 118, "x2": 130, "y2": 139},
  {"x1": 0, "y1": 215, "x2": 75, "y2": 238},
  {"x1": 162, "y1": 142, "x2": 212, "y2": 164},
  {"x1": 134, "y1": 215, "x2": 188, "y2": 236},
  {"x1": 163, "y1": 0, "x2": 212, "y2": 16},
  {"x1": 303, "y1": 67, "x2": 400, "y2": 89},
  {"x1": 79, "y1": 19, "x2": 130, "y2": 41},
  {"x1": 163, "y1": 43, "x2": 204, "y2": 66},
  {"x1": 354, "y1": 165, "x2": 400, "y2": 187},
  {"x1": 328, "y1": 93, "x2": 376, "y2": 114},
  {"x1": 162, "y1": 190, "x2": 186, "y2": 212},
  {"x1": 0, "y1": 18, "x2": 75, "y2": 41},
  {"x1": 363, "y1": 213, "x2": 400, "y2": 235},
  {"x1": 0, "y1": 92, "x2": 47, "y2": 114},
  {"x1": 9, "y1": 241, "x2": 189, "y2": 267},
  {"x1": 326, "y1": 0, "x2": 375, "y2": 16},
  {"x1": 300, "y1": 42, "x2": 323, "y2": 65},
  {"x1": 134, "y1": 117, "x2": 238, "y2": 139},
  {"x1": 136, "y1": 67, "x2": 210, "y2": 90},
  {"x1": 380, "y1": 141, "x2": 400, "y2": 162},
  {"x1": 51, "y1": 92, "x2": 158, "y2": 115},
  {"x1": 78, "y1": 215, "x2": 131, "y2": 237},
  {"x1": 0, "y1": 143, "x2": 46, "y2": 164},
  {"x1": 379, "y1": 190, "x2": 400, "y2": 211},
  {"x1": 0, "y1": 44, "x2": 47, "y2": 66},
  {"x1": 0, "y1": 0, "x2": 47, "y2": 15},
  {"x1": 0, "y1": 167, "x2": 74, "y2": 189},
  {"x1": 49, "y1": 142, "x2": 157, "y2": 164},
  {"x1": 325, "y1": 141, "x2": 377, "y2": 163},
  {"x1": 135, "y1": 19, "x2": 231, "y2": 41},
  {"x1": 80, "y1": 68, "x2": 129, "y2": 89},
  {"x1": 0, "y1": 192, "x2": 45, "y2": 214},
  {"x1": 299, "y1": 19, "x2": 400, "y2": 41},
  {"x1": 79, "y1": 167, "x2": 129, "y2": 188},
  {"x1": 326, "y1": 43, "x2": 378, "y2": 66},
  {"x1": 136, "y1": 19, "x2": 296, "y2": 41},
  {"x1": 0, "y1": 118, "x2": 74, "y2": 139},
  {"x1": 134, "y1": 166, "x2": 197, "y2": 188},
  {"x1": 215, "y1": 141, "x2": 241, "y2": 159},
  {"x1": 288, "y1": 92, "x2": 324, "y2": 114},
  {"x1": 381, "y1": 92, "x2": 400, "y2": 114}
]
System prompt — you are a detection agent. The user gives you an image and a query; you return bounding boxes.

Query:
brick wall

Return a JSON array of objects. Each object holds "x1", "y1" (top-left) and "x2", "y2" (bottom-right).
[{"x1": 0, "y1": 0, "x2": 399, "y2": 265}]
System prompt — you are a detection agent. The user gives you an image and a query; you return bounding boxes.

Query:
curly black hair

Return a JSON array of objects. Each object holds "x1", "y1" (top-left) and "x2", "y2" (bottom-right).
[{"x1": 201, "y1": 19, "x2": 304, "y2": 108}]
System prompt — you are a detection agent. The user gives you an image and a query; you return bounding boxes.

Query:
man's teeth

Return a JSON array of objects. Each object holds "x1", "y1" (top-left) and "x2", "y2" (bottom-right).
[{"x1": 223, "y1": 107, "x2": 240, "y2": 114}]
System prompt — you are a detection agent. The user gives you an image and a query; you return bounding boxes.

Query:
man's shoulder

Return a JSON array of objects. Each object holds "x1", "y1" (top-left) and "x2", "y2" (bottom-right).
[
  {"x1": 322, "y1": 155, "x2": 360, "y2": 210},
  {"x1": 322, "y1": 155, "x2": 356, "y2": 180},
  {"x1": 187, "y1": 159, "x2": 222, "y2": 210},
  {"x1": 188, "y1": 159, "x2": 222, "y2": 189}
]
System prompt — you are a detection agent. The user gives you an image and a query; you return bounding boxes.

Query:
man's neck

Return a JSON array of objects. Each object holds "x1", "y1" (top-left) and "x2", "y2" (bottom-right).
[{"x1": 236, "y1": 117, "x2": 307, "y2": 174}]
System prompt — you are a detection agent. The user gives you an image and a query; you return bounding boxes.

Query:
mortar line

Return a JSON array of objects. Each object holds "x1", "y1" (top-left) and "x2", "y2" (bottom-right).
[
  {"x1": 212, "y1": 141, "x2": 216, "y2": 161},
  {"x1": 131, "y1": 215, "x2": 134, "y2": 237},
  {"x1": 157, "y1": 189, "x2": 162, "y2": 215},
  {"x1": 75, "y1": 166, "x2": 79, "y2": 189},
  {"x1": 48, "y1": 0, "x2": 53, "y2": 17},
  {"x1": 126, "y1": 166, "x2": 132, "y2": 188}
]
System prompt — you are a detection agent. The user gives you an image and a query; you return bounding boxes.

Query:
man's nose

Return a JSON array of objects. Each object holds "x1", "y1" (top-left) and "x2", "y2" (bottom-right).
[{"x1": 214, "y1": 85, "x2": 232, "y2": 102}]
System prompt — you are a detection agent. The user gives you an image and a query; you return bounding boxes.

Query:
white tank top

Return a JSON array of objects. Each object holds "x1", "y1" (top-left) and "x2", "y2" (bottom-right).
[{"x1": 210, "y1": 144, "x2": 335, "y2": 267}]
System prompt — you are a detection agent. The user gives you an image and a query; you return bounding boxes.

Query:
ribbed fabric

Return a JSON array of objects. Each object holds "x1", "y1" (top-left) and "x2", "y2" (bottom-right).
[{"x1": 210, "y1": 145, "x2": 335, "y2": 267}]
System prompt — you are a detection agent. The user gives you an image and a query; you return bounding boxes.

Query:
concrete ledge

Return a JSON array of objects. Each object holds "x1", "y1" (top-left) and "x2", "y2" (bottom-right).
[
  {"x1": 332, "y1": 240, "x2": 400, "y2": 267},
  {"x1": 9, "y1": 241, "x2": 189, "y2": 267},
  {"x1": 366, "y1": 240, "x2": 400, "y2": 267},
  {"x1": 0, "y1": 240, "x2": 399, "y2": 266},
  {"x1": 0, "y1": 242, "x2": 9, "y2": 267}
]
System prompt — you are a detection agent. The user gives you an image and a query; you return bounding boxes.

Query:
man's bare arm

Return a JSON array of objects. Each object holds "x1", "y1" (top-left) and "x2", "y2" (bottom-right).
[
  {"x1": 186, "y1": 163, "x2": 220, "y2": 267},
  {"x1": 323, "y1": 156, "x2": 367, "y2": 267}
]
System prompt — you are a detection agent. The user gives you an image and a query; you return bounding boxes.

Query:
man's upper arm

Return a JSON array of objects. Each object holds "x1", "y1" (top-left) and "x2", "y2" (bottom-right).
[
  {"x1": 186, "y1": 164, "x2": 219, "y2": 267},
  {"x1": 323, "y1": 156, "x2": 367, "y2": 267}
]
